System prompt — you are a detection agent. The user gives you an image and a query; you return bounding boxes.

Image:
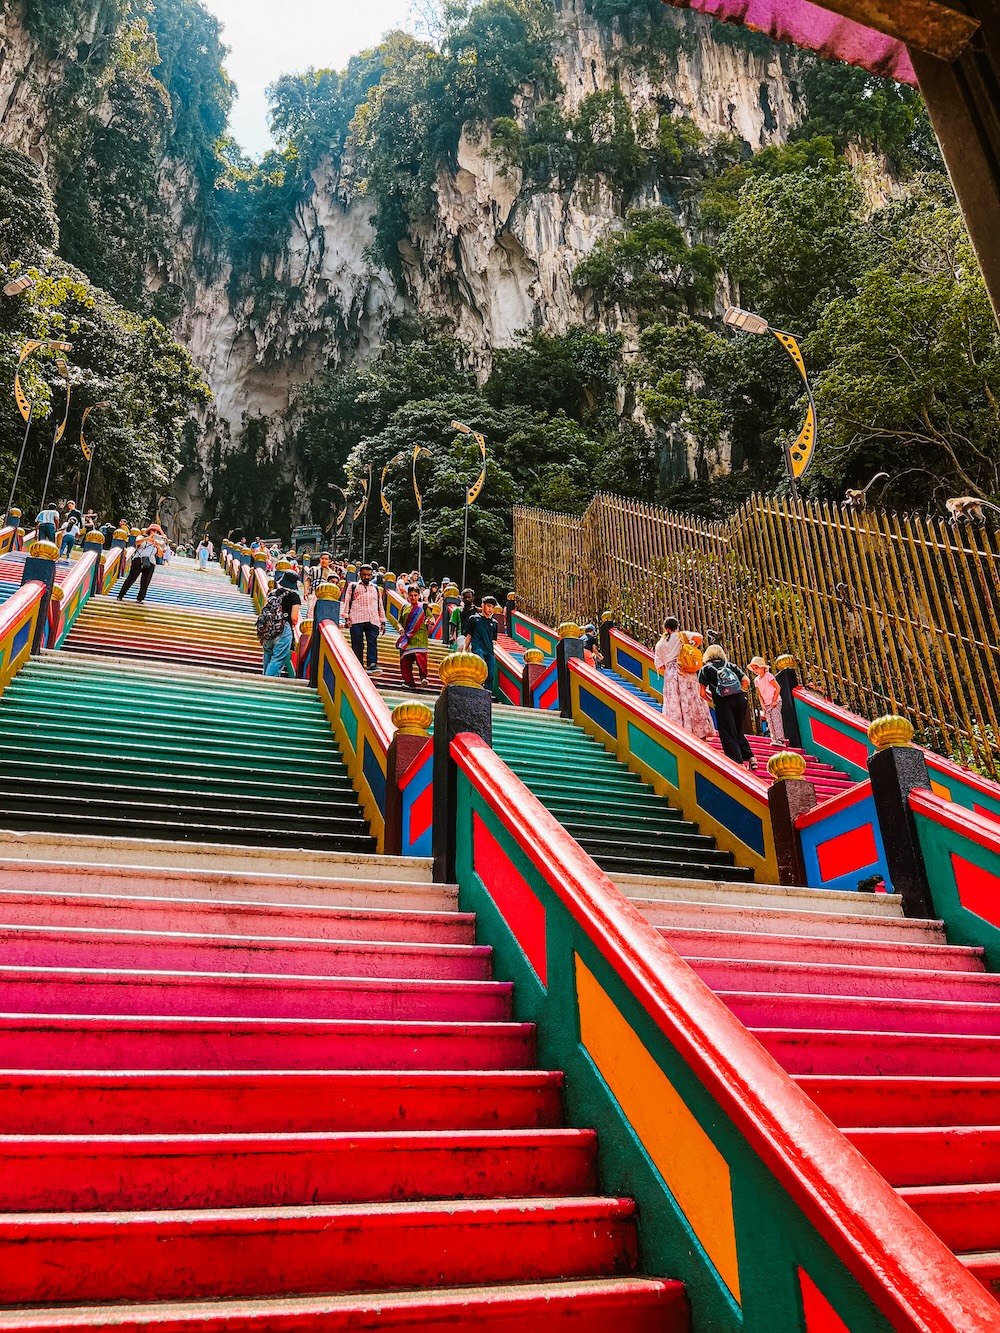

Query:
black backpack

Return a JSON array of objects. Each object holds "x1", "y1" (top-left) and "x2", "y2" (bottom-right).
[
  {"x1": 714, "y1": 660, "x2": 744, "y2": 697},
  {"x1": 255, "y1": 591, "x2": 286, "y2": 644}
]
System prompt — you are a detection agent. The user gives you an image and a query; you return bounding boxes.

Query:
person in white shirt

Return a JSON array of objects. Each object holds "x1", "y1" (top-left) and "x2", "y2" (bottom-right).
[
  {"x1": 342, "y1": 563, "x2": 386, "y2": 673},
  {"x1": 116, "y1": 531, "x2": 161, "y2": 604}
]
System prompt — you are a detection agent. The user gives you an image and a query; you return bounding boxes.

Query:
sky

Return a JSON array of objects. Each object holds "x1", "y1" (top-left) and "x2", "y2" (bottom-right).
[{"x1": 202, "y1": 0, "x2": 415, "y2": 156}]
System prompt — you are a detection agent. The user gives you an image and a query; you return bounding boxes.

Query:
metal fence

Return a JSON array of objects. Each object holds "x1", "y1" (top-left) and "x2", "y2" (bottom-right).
[{"x1": 513, "y1": 493, "x2": 1000, "y2": 776}]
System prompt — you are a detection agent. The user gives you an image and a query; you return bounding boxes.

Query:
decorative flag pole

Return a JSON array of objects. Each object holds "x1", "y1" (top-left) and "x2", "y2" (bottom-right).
[
  {"x1": 380, "y1": 451, "x2": 407, "y2": 571},
  {"x1": 723, "y1": 306, "x2": 817, "y2": 501},
  {"x1": 412, "y1": 445, "x2": 432, "y2": 575},
  {"x1": 450, "y1": 421, "x2": 487, "y2": 591},
  {"x1": 8, "y1": 338, "x2": 72, "y2": 524},
  {"x1": 39, "y1": 355, "x2": 73, "y2": 513},
  {"x1": 79, "y1": 400, "x2": 110, "y2": 516}
]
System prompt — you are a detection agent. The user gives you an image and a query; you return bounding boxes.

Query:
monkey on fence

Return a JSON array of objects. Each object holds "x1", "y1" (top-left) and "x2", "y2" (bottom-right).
[
  {"x1": 945, "y1": 496, "x2": 1000, "y2": 525},
  {"x1": 842, "y1": 472, "x2": 889, "y2": 510}
]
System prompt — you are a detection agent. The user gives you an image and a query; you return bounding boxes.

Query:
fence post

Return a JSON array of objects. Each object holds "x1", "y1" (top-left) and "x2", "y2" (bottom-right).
[
  {"x1": 309, "y1": 582, "x2": 342, "y2": 687},
  {"x1": 556, "y1": 623, "x2": 586, "y2": 718},
  {"x1": 20, "y1": 538, "x2": 58, "y2": 653},
  {"x1": 433, "y1": 653, "x2": 492, "y2": 883},
  {"x1": 84, "y1": 530, "x2": 105, "y2": 594},
  {"x1": 867, "y1": 715, "x2": 934, "y2": 918},
  {"x1": 386, "y1": 701, "x2": 433, "y2": 857},
  {"x1": 774, "y1": 653, "x2": 804, "y2": 749},
  {"x1": 520, "y1": 647, "x2": 546, "y2": 708},
  {"x1": 765, "y1": 752, "x2": 817, "y2": 886}
]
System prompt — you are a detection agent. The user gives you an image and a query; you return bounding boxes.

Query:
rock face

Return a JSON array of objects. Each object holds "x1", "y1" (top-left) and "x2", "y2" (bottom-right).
[{"x1": 0, "y1": 0, "x2": 804, "y2": 530}]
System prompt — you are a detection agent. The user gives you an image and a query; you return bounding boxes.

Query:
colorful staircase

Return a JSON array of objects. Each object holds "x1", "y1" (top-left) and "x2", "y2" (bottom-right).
[
  {"x1": 598, "y1": 664, "x2": 856, "y2": 796},
  {"x1": 64, "y1": 560, "x2": 262, "y2": 673},
  {"x1": 491, "y1": 707, "x2": 751, "y2": 881},
  {"x1": 0, "y1": 551, "x2": 73, "y2": 607},
  {"x1": 0, "y1": 846, "x2": 687, "y2": 1329},
  {"x1": 614, "y1": 869, "x2": 1000, "y2": 1295},
  {"x1": 0, "y1": 653, "x2": 374, "y2": 852}
]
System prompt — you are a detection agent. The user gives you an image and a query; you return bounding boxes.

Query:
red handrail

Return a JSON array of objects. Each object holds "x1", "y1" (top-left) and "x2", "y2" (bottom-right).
[
  {"x1": 0, "y1": 580, "x2": 45, "y2": 635},
  {"x1": 318, "y1": 621, "x2": 394, "y2": 751},
  {"x1": 453, "y1": 731, "x2": 997, "y2": 1330}
]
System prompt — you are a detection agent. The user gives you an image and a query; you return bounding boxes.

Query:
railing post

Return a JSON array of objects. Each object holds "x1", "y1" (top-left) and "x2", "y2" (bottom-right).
[
  {"x1": 867, "y1": 715, "x2": 934, "y2": 918},
  {"x1": 6, "y1": 507, "x2": 21, "y2": 536},
  {"x1": 83, "y1": 531, "x2": 104, "y2": 594},
  {"x1": 127, "y1": 527, "x2": 140, "y2": 553},
  {"x1": 765, "y1": 752, "x2": 817, "y2": 886},
  {"x1": 599, "y1": 611, "x2": 615, "y2": 666},
  {"x1": 521, "y1": 647, "x2": 545, "y2": 708},
  {"x1": 309, "y1": 582, "x2": 342, "y2": 688},
  {"x1": 19, "y1": 538, "x2": 58, "y2": 653},
  {"x1": 433, "y1": 653, "x2": 492, "y2": 883},
  {"x1": 556, "y1": 622, "x2": 585, "y2": 719},
  {"x1": 387, "y1": 701, "x2": 433, "y2": 857},
  {"x1": 774, "y1": 653, "x2": 803, "y2": 749},
  {"x1": 504, "y1": 591, "x2": 516, "y2": 636}
]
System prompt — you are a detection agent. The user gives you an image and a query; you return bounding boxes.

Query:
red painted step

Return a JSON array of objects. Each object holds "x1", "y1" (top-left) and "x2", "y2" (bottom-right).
[
  {"x1": 691, "y1": 953, "x2": 995, "y2": 1000},
  {"x1": 0, "y1": 1070, "x2": 565, "y2": 1135},
  {"x1": 659, "y1": 925, "x2": 981, "y2": 972},
  {"x1": 0, "y1": 1014, "x2": 536, "y2": 1070},
  {"x1": 0, "y1": 966, "x2": 512, "y2": 1021},
  {"x1": 0, "y1": 1128, "x2": 598, "y2": 1211},
  {"x1": 796, "y1": 1075, "x2": 1000, "y2": 1128},
  {"x1": 845, "y1": 1127, "x2": 1000, "y2": 1187},
  {"x1": 0, "y1": 923, "x2": 494, "y2": 980},
  {"x1": 0, "y1": 1197, "x2": 639, "y2": 1305},
  {"x1": 898, "y1": 1184, "x2": 1000, "y2": 1253},
  {"x1": 0, "y1": 1277, "x2": 689, "y2": 1333},
  {"x1": 754, "y1": 1027, "x2": 1000, "y2": 1077},
  {"x1": 729, "y1": 990, "x2": 1000, "y2": 1036}
]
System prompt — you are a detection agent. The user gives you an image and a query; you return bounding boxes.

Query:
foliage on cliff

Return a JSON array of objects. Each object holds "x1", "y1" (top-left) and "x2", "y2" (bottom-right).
[{"x1": 0, "y1": 148, "x2": 210, "y2": 521}]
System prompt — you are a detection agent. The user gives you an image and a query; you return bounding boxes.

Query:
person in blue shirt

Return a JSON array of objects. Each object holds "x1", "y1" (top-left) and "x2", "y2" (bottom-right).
[{"x1": 463, "y1": 595, "x2": 498, "y2": 691}]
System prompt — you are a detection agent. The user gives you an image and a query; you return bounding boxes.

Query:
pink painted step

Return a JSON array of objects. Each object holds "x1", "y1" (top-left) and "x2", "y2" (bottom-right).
[
  {"x1": 0, "y1": 1128, "x2": 598, "y2": 1212},
  {"x1": 690, "y1": 955, "x2": 997, "y2": 1001},
  {"x1": 796, "y1": 1076, "x2": 1000, "y2": 1128},
  {"x1": 660, "y1": 926, "x2": 982, "y2": 972},
  {"x1": 0, "y1": 1279, "x2": 690, "y2": 1333},
  {"x1": 0, "y1": 1197, "x2": 638, "y2": 1305},
  {"x1": 727, "y1": 990, "x2": 1000, "y2": 1037},
  {"x1": 0, "y1": 1014, "x2": 536, "y2": 1071},
  {"x1": 0, "y1": 966, "x2": 512, "y2": 1022},
  {"x1": 845, "y1": 1127, "x2": 1000, "y2": 1187},
  {"x1": 0, "y1": 889, "x2": 475, "y2": 944},
  {"x1": 0, "y1": 862, "x2": 451, "y2": 912},
  {"x1": 0, "y1": 1070, "x2": 565, "y2": 1135},
  {"x1": 634, "y1": 897, "x2": 943, "y2": 944},
  {"x1": 0, "y1": 924, "x2": 492, "y2": 980},
  {"x1": 756, "y1": 1028, "x2": 1000, "y2": 1077}
]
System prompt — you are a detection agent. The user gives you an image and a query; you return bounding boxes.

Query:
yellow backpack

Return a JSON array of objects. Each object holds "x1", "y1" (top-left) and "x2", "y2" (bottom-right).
[{"x1": 677, "y1": 636, "x2": 703, "y2": 675}]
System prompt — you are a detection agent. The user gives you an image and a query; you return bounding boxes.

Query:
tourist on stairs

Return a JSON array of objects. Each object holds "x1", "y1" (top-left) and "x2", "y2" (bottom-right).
[
  {"x1": 116, "y1": 529, "x2": 161, "y2": 605},
  {"x1": 699, "y1": 645, "x2": 754, "y2": 769},
  {"x1": 396, "y1": 584, "x2": 430, "y2": 690},
  {"x1": 677, "y1": 630, "x2": 715, "y2": 742},
  {"x1": 463, "y1": 596, "x2": 498, "y2": 692},
  {"x1": 196, "y1": 536, "x2": 212, "y2": 570},
  {"x1": 654, "y1": 617, "x2": 683, "y2": 726},
  {"x1": 256, "y1": 564, "x2": 301, "y2": 677},
  {"x1": 749, "y1": 655, "x2": 786, "y2": 745},
  {"x1": 342, "y1": 563, "x2": 386, "y2": 675}
]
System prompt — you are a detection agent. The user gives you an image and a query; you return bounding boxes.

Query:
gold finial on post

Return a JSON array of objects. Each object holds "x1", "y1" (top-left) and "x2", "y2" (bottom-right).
[
  {"x1": 868, "y1": 715, "x2": 914, "y2": 750},
  {"x1": 774, "y1": 654, "x2": 797, "y2": 672},
  {"x1": 766, "y1": 751, "x2": 807, "y2": 781},
  {"x1": 558, "y1": 622, "x2": 582, "y2": 639},
  {"x1": 523, "y1": 648, "x2": 544, "y2": 666},
  {"x1": 438, "y1": 652, "x2": 489, "y2": 688},
  {"x1": 392, "y1": 701, "x2": 434, "y2": 737}
]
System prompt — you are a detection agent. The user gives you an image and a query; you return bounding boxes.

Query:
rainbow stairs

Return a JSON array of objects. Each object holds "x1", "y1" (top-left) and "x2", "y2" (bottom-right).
[
  {"x1": 598, "y1": 663, "x2": 856, "y2": 796},
  {"x1": 63, "y1": 560, "x2": 262, "y2": 673},
  {"x1": 615, "y1": 869, "x2": 1000, "y2": 1294},
  {"x1": 0, "y1": 842, "x2": 687, "y2": 1329},
  {"x1": 0, "y1": 551, "x2": 73, "y2": 607},
  {"x1": 0, "y1": 653, "x2": 374, "y2": 852},
  {"x1": 491, "y1": 706, "x2": 752, "y2": 882},
  {"x1": 371, "y1": 633, "x2": 453, "y2": 696}
]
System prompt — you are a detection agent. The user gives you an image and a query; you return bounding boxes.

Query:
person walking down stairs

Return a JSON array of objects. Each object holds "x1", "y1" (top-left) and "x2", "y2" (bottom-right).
[
  {"x1": 342, "y1": 563, "x2": 386, "y2": 675},
  {"x1": 256, "y1": 563, "x2": 301, "y2": 678},
  {"x1": 116, "y1": 530, "x2": 161, "y2": 606},
  {"x1": 396, "y1": 584, "x2": 430, "y2": 690}
]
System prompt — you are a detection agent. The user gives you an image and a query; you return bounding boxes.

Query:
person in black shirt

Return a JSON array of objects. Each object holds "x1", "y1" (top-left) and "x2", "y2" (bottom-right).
[
  {"x1": 463, "y1": 596, "x2": 498, "y2": 691},
  {"x1": 698, "y1": 644, "x2": 753, "y2": 768}
]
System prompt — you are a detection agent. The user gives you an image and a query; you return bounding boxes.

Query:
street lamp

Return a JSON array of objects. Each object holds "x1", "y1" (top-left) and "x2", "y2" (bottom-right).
[
  {"x1": 7, "y1": 339, "x2": 73, "y2": 524},
  {"x1": 79, "y1": 400, "x2": 110, "y2": 516},
  {"x1": 38, "y1": 355, "x2": 73, "y2": 513},
  {"x1": 449, "y1": 420, "x2": 487, "y2": 590},
  {"x1": 723, "y1": 305, "x2": 817, "y2": 502}
]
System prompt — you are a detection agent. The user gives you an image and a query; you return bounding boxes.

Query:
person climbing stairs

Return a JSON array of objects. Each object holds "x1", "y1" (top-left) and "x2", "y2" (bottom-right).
[
  {"x1": 612, "y1": 868, "x2": 1000, "y2": 1294},
  {"x1": 0, "y1": 843, "x2": 687, "y2": 1328},
  {"x1": 491, "y1": 707, "x2": 751, "y2": 882}
]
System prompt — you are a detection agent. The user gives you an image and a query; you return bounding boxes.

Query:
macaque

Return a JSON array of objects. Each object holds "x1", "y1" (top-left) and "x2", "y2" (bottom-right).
[
  {"x1": 946, "y1": 496, "x2": 1000, "y2": 524},
  {"x1": 843, "y1": 472, "x2": 889, "y2": 509}
]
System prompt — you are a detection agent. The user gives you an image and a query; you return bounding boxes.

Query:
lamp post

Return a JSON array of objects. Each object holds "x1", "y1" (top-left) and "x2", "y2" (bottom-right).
[
  {"x1": 723, "y1": 305, "x2": 817, "y2": 502},
  {"x1": 7, "y1": 338, "x2": 72, "y2": 525},
  {"x1": 38, "y1": 355, "x2": 72, "y2": 513},
  {"x1": 449, "y1": 421, "x2": 487, "y2": 591},
  {"x1": 79, "y1": 400, "x2": 110, "y2": 516}
]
